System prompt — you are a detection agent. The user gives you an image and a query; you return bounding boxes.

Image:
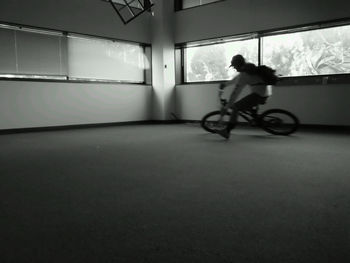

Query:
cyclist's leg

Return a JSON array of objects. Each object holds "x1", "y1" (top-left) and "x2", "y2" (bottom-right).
[
  {"x1": 227, "y1": 105, "x2": 238, "y2": 131},
  {"x1": 227, "y1": 93, "x2": 265, "y2": 131}
]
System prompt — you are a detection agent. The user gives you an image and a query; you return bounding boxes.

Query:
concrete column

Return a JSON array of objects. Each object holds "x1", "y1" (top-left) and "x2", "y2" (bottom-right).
[{"x1": 151, "y1": 0, "x2": 176, "y2": 120}]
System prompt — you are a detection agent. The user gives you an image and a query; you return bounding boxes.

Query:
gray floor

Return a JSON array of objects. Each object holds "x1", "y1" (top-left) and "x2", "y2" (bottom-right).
[{"x1": 1, "y1": 124, "x2": 349, "y2": 263}]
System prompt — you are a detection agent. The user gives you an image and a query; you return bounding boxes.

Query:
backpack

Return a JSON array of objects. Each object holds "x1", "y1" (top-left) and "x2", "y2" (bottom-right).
[{"x1": 256, "y1": 65, "x2": 279, "y2": 85}]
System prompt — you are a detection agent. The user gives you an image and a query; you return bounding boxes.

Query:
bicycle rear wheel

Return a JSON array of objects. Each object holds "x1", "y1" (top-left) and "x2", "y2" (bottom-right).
[
  {"x1": 259, "y1": 109, "x2": 299, "y2": 135},
  {"x1": 201, "y1": 111, "x2": 231, "y2": 133}
]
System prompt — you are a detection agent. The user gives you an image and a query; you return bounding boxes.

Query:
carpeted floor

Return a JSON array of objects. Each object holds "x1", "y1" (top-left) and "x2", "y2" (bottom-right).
[{"x1": 1, "y1": 124, "x2": 349, "y2": 263}]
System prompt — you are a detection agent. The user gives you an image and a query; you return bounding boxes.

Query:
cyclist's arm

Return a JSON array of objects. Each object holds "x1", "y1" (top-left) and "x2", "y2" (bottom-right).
[
  {"x1": 225, "y1": 84, "x2": 244, "y2": 109},
  {"x1": 220, "y1": 75, "x2": 239, "y2": 89},
  {"x1": 221, "y1": 74, "x2": 244, "y2": 107}
]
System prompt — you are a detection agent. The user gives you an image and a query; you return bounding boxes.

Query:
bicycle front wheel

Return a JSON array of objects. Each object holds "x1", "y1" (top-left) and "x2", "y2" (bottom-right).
[
  {"x1": 259, "y1": 109, "x2": 299, "y2": 135},
  {"x1": 201, "y1": 111, "x2": 231, "y2": 133}
]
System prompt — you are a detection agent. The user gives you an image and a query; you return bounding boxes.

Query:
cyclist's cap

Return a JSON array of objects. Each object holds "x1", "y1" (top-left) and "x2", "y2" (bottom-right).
[{"x1": 230, "y1": 54, "x2": 245, "y2": 68}]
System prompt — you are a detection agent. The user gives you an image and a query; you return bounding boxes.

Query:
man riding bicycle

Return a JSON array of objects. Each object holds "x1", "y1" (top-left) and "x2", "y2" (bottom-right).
[{"x1": 217, "y1": 54, "x2": 278, "y2": 139}]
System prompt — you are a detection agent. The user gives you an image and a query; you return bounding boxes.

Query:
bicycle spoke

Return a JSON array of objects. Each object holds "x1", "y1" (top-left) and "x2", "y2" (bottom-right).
[
  {"x1": 202, "y1": 112, "x2": 230, "y2": 132},
  {"x1": 260, "y1": 110, "x2": 298, "y2": 135}
]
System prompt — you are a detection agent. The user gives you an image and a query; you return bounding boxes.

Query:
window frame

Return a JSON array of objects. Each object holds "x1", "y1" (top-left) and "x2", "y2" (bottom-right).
[
  {"x1": 179, "y1": 33, "x2": 259, "y2": 83},
  {"x1": 176, "y1": 18, "x2": 350, "y2": 85},
  {"x1": 0, "y1": 21, "x2": 152, "y2": 85}
]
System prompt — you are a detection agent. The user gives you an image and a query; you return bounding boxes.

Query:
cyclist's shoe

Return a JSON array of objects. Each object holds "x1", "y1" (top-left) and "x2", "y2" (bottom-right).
[{"x1": 217, "y1": 129, "x2": 230, "y2": 139}]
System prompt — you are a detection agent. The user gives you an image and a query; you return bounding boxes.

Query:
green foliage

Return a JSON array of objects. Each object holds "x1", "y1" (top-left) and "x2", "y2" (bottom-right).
[
  {"x1": 187, "y1": 40, "x2": 259, "y2": 81},
  {"x1": 264, "y1": 26, "x2": 350, "y2": 76},
  {"x1": 187, "y1": 25, "x2": 350, "y2": 80},
  {"x1": 188, "y1": 45, "x2": 228, "y2": 81}
]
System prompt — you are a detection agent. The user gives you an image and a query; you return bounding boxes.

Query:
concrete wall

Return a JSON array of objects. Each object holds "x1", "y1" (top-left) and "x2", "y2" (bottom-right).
[
  {"x1": 0, "y1": 81, "x2": 152, "y2": 130},
  {"x1": 174, "y1": 0, "x2": 350, "y2": 126}
]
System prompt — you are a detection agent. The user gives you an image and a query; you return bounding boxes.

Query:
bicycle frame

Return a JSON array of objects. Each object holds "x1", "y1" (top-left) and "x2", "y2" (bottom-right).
[
  {"x1": 239, "y1": 110, "x2": 255, "y2": 122},
  {"x1": 202, "y1": 86, "x2": 299, "y2": 135},
  {"x1": 219, "y1": 87, "x2": 260, "y2": 125}
]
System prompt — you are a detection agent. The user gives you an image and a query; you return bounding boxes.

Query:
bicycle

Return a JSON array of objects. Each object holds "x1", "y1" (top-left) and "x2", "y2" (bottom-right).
[{"x1": 201, "y1": 86, "x2": 299, "y2": 135}]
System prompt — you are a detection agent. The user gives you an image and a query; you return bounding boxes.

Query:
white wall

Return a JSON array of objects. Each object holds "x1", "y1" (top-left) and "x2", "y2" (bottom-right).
[
  {"x1": 174, "y1": 0, "x2": 350, "y2": 126},
  {"x1": 0, "y1": 0, "x2": 153, "y2": 130},
  {"x1": 1, "y1": 0, "x2": 350, "y2": 129},
  {"x1": 175, "y1": 0, "x2": 350, "y2": 43},
  {"x1": 176, "y1": 84, "x2": 350, "y2": 126},
  {"x1": 151, "y1": 0, "x2": 176, "y2": 120},
  {"x1": 0, "y1": 0, "x2": 151, "y2": 43},
  {"x1": 0, "y1": 81, "x2": 152, "y2": 130}
]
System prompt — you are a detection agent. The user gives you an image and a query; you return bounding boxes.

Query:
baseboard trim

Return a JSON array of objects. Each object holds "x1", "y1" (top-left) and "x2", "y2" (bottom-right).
[
  {"x1": 0, "y1": 120, "x2": 181, "y2": 135},
  {"x1": 180, "y1": 120, "x2": 350, "y2": 131},
  {"x1": 1, "y1": 120, "x2": 348, "y2": 135},
  {"x1": 298, "y1": 124, "x2": 350, "y2": 132}
]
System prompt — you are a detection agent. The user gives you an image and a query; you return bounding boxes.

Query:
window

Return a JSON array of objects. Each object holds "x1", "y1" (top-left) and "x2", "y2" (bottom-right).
[
  {"x1": 0, "y1": 25, "x2": 67, "y2": 79},
  {"x1": 175, "y1": 0, "x2": 225, "y2": 11},
  {"x1": 68, "y1": 34, "x2": 147, "y2": 83},
  {"x1": 262, "y1": 24, "x2": 350, "y2": 77},
  {"x1": 0, "y1": 23, "x2": 151, "y2": 84},
  {"x1": 178, "y1": 20, "x2": 350, "y2": 84},
  {"x1": 184, "y1": 38, "x2": 258, "y2": 82}
]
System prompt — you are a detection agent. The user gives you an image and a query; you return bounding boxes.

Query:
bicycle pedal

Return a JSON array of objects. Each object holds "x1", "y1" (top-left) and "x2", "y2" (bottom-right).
[{"x1": 250, "y1": 120, "x2": 257, "y2": 126}]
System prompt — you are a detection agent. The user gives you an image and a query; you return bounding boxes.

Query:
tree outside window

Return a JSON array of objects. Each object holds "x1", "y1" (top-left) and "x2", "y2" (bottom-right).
[
  {"x1": 185, "y1": 39, "x2": 258, "y2": 82},
  {"x1": 262, "y1": 25, "x2": 350, "y2": 77}
]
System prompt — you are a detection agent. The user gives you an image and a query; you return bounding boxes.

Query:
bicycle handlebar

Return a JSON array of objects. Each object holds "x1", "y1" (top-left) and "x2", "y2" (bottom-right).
[{"x1": 218, "y1": 85, "x2": 227, "y2": 106}]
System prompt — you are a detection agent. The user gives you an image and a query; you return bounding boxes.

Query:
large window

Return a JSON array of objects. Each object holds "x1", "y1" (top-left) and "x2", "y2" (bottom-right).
[
  {"x1": 178, "y1": 21, "x2": 350, "y2": 84},
  {"x1": 0, "y1": 25, "x2": 67, "y2": 79},
  {"x1": 68, "y1": 34, "x2": 147, "y2": 82},
  {"x1": 262, "y1": 25, "x2": 350, "y2": 77},
  {"x1": 0, "y1": 23, "x2": 151, "y2": 84}
]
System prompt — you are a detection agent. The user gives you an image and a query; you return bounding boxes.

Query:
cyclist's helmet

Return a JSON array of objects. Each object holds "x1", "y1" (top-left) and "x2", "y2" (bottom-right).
[{"x1": 230, "y1": 54, "x2": 246, "y2": 71}]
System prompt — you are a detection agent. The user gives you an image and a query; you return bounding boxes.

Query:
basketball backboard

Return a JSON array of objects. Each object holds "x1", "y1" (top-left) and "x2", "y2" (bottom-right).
[{"x1": 103, "y1": 0, "x2": 154, "y2": 25}]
